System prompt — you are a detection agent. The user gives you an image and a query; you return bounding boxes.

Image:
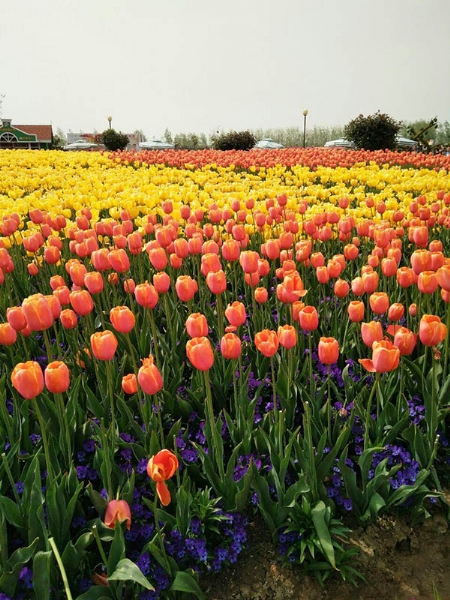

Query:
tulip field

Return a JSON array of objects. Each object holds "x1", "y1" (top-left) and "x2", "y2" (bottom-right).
[{"x1": 0, "y1": 147, "x2": 450, "y2": 599}]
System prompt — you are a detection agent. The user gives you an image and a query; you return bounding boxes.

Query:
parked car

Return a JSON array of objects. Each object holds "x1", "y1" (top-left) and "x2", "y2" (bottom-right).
[
  {"x1": 324, "y1": 138, "x2": 355, "y2": 149},
  {"x1": 139, "y1": 140, "x2": 175, "y2": 150},
  {"x1": 324, "y1": 136, "x2": 418, "y2": 150},
  {"x1": 254, "y1": 139, "x2": 284, "y2": 149},
  {"x1": 63, "y1": 139, "x2": 101, "y2": 151}
]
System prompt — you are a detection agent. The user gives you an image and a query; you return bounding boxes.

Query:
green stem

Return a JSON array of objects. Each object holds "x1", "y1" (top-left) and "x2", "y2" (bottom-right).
[
  {"x1": 33, "y1": 397, "x2": 55, "y2": 481},
  {"x1": 364, "y1": 373, "x2": 380, "y2": 450},
  {"x1": 49, "y1": 537, "x2": 74, "y2": 600},
  {"x1": 92, "y1": 524, "x2": 108, "y2": 567},
  {"x1": 204, "y1": 370, "x2": 224, "y2": 479},
  {"x1": 1, "y1": 453, "x2": 22, "y2": 505},
  {"x1": 100, "y1": 419, "x2": 113, "y2": 500}
]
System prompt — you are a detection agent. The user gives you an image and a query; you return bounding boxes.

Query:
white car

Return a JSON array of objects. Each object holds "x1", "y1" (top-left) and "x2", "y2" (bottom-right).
[
  {"x1": 324, "y1": 136, "x2": 418, "y2": 150},
  {"x1": 63, "y1": 139, "x2": 101, "y2": 150},
  {"x1": 324, "y1": 138, "x2": 355, "y2": 149},
  {"x1": 139, "y1": 140, "x2": 175, "y2": 150},
  {"x1": 254, "y1": 139, "x2": 284, "y2": 149}
]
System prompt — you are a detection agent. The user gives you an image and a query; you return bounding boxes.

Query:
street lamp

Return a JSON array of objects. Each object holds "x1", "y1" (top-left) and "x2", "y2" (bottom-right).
[
  {"x1": 302, "y1": 109, "x2": 308, "y2": 148},
  {"x1": 107, "y1": 116, "x2": 112, "y2": 130}
]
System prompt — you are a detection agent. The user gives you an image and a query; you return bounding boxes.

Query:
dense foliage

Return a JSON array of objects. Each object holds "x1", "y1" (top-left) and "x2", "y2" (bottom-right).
[
  {"x1": 102, "y1": 129, "x2": 130, "y2": 151},
  {"x1": 211, "y1": 130, "x2": 256, "y2": 151},
  {"x1": 344, "y1": 111, "x2": 401, "y2": 151}
]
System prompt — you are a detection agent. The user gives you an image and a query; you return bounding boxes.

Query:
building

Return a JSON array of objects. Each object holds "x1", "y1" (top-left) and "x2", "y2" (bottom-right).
[{"x1": 0, "y1": 119, "x2": 53, "y2": 149}]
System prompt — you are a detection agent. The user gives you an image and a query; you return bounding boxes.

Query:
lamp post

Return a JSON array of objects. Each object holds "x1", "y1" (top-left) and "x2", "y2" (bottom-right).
[
  {"x1": 107, "y1": 116, "x2": 112, "y2": 130},
  {"x1": 302, "y1": 109, "x2": 308, "y2": 148}
]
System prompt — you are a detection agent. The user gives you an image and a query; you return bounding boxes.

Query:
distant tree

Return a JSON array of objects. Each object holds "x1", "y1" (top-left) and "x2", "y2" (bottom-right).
[
  {"x1": 134, "y1": 129, "x2": 147, "y2": 143},
  {"x1": 213, "y1": 130, "x2": 256, "y2": 151},
  {"x1": 436, "y1": 121, "x2": 450, "y2": 145},
  {"x1": 101, "y1": 129, "x2": 129, "y2": 151},
  {"x1": 163, "y1": 128, "x2": 173, "y2": 144},
  {"x1": 199, "y1": 133, "x2": 208, "y2": 148},
  {"x1": 173, "y1": 133, "x2": 188, "y2": 148},
  {"x1": 52, "y1": 127, "x2": 67, "y2": 148},
  {"x1": 399, "y1": 117, "x2": 438, "y2": 145},
  {"x1": 344, "y1": 111, "x2": 401, "y2": 150}
]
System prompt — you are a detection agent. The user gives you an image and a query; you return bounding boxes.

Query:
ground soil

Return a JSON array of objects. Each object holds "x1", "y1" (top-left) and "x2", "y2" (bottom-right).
[{"x1": 200, "y1": 508, "x2": 450, "y2": 600}]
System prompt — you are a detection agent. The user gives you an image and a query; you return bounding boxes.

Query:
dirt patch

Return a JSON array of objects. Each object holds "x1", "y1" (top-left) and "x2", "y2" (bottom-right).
[{"x1": 200, "y1": 511, "x2": 450, "y2": 600}]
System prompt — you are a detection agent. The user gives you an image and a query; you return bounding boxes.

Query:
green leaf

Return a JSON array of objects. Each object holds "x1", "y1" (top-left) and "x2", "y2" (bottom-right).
[
  {"x1": 75, "y1": 587, "x2": 114, "y2": 600},
  {"x1": 108, "y1": 558, "x2": 154, "y2": 590},
  {"x1": 0, "y1": 495, "x2": 25, "y2": 529},
  {"x1": 33, "y1": 550, "x2": 52, "y2": 600},
  {"x1": 311, "y1": 501, "x2": 336, "y2": 570},
  {"x1": 169, "y1": 570, "x2": 206, "y2": 599},
  {"x1": 107, "y1": 523, "x2": 125, "y2": 576}
]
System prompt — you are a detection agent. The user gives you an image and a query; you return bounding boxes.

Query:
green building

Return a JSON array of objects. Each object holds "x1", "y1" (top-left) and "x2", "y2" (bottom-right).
[{"x1": 0, "y1": 118, "x2": 53, "y2": 149}]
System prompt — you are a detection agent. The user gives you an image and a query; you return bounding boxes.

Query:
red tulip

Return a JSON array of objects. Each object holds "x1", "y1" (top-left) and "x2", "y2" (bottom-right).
[{"x1": 387, "y1": 303, "x2": 404, "y2": 322}]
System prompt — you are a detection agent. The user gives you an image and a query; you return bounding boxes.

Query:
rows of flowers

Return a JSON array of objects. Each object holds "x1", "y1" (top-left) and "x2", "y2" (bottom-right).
[{"x1": 0, "y1": 148, "x2": 449, "y2": 598}]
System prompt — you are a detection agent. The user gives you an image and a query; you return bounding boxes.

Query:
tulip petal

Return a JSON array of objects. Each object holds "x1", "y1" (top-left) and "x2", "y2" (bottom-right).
[
  {"x1": 358, "y1": 358, "x2": 376, "y2": 373},
  {"x1": 156, "y1": 481, "x2": 171, "y2": 506}
]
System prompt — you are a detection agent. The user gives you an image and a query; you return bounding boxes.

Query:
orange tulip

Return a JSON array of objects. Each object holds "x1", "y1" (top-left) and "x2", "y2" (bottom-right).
[
  {"x1": 201, "y1": 253, "x2": 222, "y2": 276},
  {"x1": 134, "y1": 282, "x2": 159, "y2": 309},
  {"x1": 361, "y1": 321, "x2": 383, "y2": 347},
  {"x1": 225, "y1": 301, "x2": 246, "y2": 327},
  {"x1": 351, "y1": 276, "x2": 364, "y2": 296},
  {"x1": 69, "y1": 262, "x2": 87, "y2": 287},
  {"x1": 90, "y1": 331, "x2": 118, "y2": 361},
  {"x1": 6, "y1": 306, "x2": 27, "y2": 331},
  {"x1": 419, "y1": 315, "x2": 448, "y2": 346},
  {"x1": 11, "y1": 361, "x2": 45, "y2": 399},
  {"x1": 91, "y1": 248, "x2": 111, "y2": 272},
  {"x1": 175, "y1": 275, "x2": 198, "y2": 302},
  {"x1": 108, "y1": 248, "x2": 130, "y2": 273},
  {"x1": 221, "y1": 239, "x2": 240, "y2": 262},
  {"x1": 138, "y1": 356, "x2": 163, "y2": 394},
  {"x1": 70, "y1": 290, "x2": 94, "y2": 316},
  {"x1": 84, "y1": 271, "x2": 104, "y2": 295},
  {"x1": 220, "y1": 333, "x2": 242, "y2": 359},
  {"x1": 277, "y1": 325, "x2": 297, "y2": 349},
  {"x1": 334, "y1": 279, "x2": 350, "y2": 298},
  {"x1": 104, "y1": 499, "x2": 132, "y2": 530},
  {"x1": 347, "y1": 300, "x2": 365, "y2": 323},
  {"x1": 147, "y1": 449, "x2": 179, "y2": 506},
  {"x1": 436, "y1": 264, "x2": 450, "y2": 292},
  {"x1": 254, "y1": 287, "x2": 268, "y2": 303},
  {"x1": 60, "y1": 309, "x2": 78, "y2": 329},
  {"x1": 122, "y1": 373, "x2": 138, "y2": 395},
  {"x1": 206, "y1": 269, "x2": 227, "y2": 294},
  {"x1": 239, "y1": 250, "x2": 259, "y2": 274},
  {"x1": 153, "y1": 272, "x2": 171, "y2": 294},
  {"x1": 417, "y1": 271, "x2": 438, "y2": 295},
  {"x1": 110, "y1": 306, "x2": 135, "y2": 334},
  {"x1": 254, "y1": 329, "x2": 279, "y2": 357},
  {"x1": 381, "y1": 257, "x2": 397, "y2": 278},
  {"x1": 186, "y1": 313, "x2": 209, "y2": 338},
  {"x1": 44, "y1": 361, "x2": 70, "y2": 393},
  {"x1": 298, "y1": 306, "x2": 319, "y2": 331},
  {"x1": 362, "y1": 271, "x2": 379, "y2": 294},
  {"x1": 387, "y1": 303, "x2": 404, "y2": 322},
  {"x1": 276, "y1": 273, "x2": 307, "y2": 303},
  {"x1": 0, "y1": 323, "x2": 17, "y2": 346},
  {"x1": 148, "y1": 247, "x2": 168, "y2": 271},
  {"x1": 387, "y1": 325, "x2": 417, "y2": 356},
  {"x1": 315, "y1": 266, "x2": 330, "y2": 284},
  {"x1": 396, "y1": 267, "x2": 415, "y2": 289},
  {"x1": 318, "y1": 337, "x2": 339, "y2": 365},
  {"x1": 369, "y1": 292, "x2": 389, "y2": 315},
  {"x1": 359, "y1": 340, "x2": 400, "y2": 373},
  {"x1": 186, "y1": 337, "x2": 214, "y2": 371},
  {"x1": 411, "y1": 249, "x2": 432, "y2": 275}
]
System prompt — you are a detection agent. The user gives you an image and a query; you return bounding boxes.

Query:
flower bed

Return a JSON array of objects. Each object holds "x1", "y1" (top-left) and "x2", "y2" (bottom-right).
[{"x1": 0, "y1": 149, "x2": 449, "y2": 599}]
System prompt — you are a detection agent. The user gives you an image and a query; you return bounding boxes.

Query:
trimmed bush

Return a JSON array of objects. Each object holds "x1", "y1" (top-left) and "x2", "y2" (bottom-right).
[
  {"x1": 344, "y1": 111, "x2": 401, "y2": 151},
  {"x1": 212, "y1": 130, "x2": 256, "y2": 151}
]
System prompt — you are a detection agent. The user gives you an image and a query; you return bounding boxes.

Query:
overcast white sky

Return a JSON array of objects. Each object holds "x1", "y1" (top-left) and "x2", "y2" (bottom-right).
[{"x1": 2, "y1": 0, "x2": 449, "y2": 139}]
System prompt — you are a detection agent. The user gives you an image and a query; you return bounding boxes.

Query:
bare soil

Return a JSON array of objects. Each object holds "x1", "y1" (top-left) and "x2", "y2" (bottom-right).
[{"x1": 200, "y1": 509, "x2": 450, "y2": 600}]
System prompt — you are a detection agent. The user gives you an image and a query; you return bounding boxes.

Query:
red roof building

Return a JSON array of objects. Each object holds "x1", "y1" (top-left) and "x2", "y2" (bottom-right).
[{"x1": 0, "y1": 119, "x2": 53, "y2": 149}]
